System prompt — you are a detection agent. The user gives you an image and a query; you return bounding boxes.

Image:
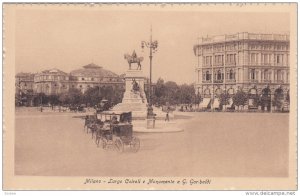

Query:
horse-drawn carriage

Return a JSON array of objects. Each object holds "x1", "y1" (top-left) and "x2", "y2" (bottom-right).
[
  {"x1": 85, "y1": 111, "x2": 140, "y2": 153},
  {"x1": 70, "y1": 104, "x2": 86, "y2": 112}
]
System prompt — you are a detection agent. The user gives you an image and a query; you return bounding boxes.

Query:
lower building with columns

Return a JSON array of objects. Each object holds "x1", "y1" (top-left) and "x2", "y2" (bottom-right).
[{"x1": 193, "y1": 32, "x2": 290, "y2": 109}]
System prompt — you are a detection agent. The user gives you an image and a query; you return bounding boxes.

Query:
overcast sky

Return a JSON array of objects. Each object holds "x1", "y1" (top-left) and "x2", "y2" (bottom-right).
[{"x1": 15, "y1": 8, "x2": 290, "y2": 84}]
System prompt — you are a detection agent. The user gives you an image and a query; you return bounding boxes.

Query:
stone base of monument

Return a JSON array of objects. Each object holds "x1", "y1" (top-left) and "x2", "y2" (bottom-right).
[{"x1": 111, "y1": 68, "x2": 174, "y2": 120}]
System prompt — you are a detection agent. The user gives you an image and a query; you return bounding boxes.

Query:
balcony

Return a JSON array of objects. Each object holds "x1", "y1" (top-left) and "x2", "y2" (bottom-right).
[
  {"x1": 261, "y1": 79, "x2": 272, "y2": 83},
  {"x1": 213, "y1": 63, "x2": 224, "y2": 67},
  {"x1": 275, "y1": 80, "x2": 284, "y2": 84},
  {"x1": 202, "y1": 80, "x2": 212, "y2": 84},
  {"x1": 214, "y1": 79, "x2": 223, "y2": 83},
  {"x1": 226, "y1": 79, "x2": 236, "y2": 83},
  {"x1": 245, "y1": 79, "x2": 259, "y2": 84}
]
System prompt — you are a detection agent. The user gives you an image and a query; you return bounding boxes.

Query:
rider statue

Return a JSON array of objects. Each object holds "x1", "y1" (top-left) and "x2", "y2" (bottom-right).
[{"x1": 124, "y1": 50, "x2": 143, "y2": 70}]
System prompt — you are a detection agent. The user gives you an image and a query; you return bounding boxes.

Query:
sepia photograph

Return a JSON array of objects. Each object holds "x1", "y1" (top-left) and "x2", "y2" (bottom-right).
[{"x1": 3, "y1": 2, "x2": 297, "y2": 191}]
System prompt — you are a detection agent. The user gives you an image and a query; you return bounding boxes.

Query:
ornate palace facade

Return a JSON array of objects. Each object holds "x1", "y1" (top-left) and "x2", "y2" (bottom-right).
[
  {"x1": 193, "y1": 32, "x2": 290, "y2": 103},
  {"x1": 34, "y1": 69, "x2": 70, "y2": 95}
]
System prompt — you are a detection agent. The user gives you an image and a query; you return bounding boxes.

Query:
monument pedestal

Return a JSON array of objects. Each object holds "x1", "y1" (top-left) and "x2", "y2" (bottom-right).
[
  {"x1": 112, "y1": 69, "x2": 148, "y2": 119},
  {"x1": 112, "y1": 68, "x2": 170, "y2": 120}
]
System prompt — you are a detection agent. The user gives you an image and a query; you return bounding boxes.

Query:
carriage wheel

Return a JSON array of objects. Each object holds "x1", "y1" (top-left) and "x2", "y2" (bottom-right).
[
  {"x1": 95, "y1": 135, "x2": 100, "y2": 147},
  {"x1": 114, "y1": 138, "x2": 124, "y2": 153},
  {"x1": 130, "y1": 137, "x2": 140, "y2": 153}
]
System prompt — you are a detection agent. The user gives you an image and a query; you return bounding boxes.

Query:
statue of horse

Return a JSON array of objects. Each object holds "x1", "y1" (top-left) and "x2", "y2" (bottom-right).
[{"x1": 124, "y1": 51, "x2": 144, "y2": 70}]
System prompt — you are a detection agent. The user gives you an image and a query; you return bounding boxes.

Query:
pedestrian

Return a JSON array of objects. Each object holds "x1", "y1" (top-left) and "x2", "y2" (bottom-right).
[
  {"x1": 165, "y1": 110, "x2": 169, "y2": 122},
  {"x1": 40, "y1": 106, "x2": 43, "y2": 112}
]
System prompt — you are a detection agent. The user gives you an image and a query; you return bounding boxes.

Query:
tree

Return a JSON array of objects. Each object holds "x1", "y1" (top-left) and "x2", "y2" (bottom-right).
[
  {"x1": 68, "y1": 88, "x2": 83, "y2": 105},
  {"x1": 111, "y1": 85, "x2": 124, "y2": 106},
  {"x1": 83, "y1": 87, "x2": 102, "y2": 107},
  {"x1": 164, "y1": 81, "x2": 179, "y2": 105},
  {"x1": 82, "y1": 85, "x2": 124, "y2": 107},
  {"x1": 178, "y1": 84, "x2": 195, "y2": 104},
  {"x1": 58, "y1": 92, "x2": 70, "y2": 105},
  {"x1": 48, "y1": 95, "x2": 60, "y2": 106},
  {"x1": 218, "y1": 93, "x2": 230, "y2": 109},
  {"x1": 152, "y1": 78, "x2": 166, "y2": 106},
  {"x1": 273, "y1": 88, "x2": 284, "y2": 110},
  {"x1": 33, "y1": 93, "x2": 48, "y2": 106},
  {"x1": 261, "y1": 87, "x2": 271, "y2": 111},
  {"x1": 232, "y1": 90, "x2": 248, "y2": 107},
  {"x1": 195, "y1": 92, "x2": 201, "y2": 106}
]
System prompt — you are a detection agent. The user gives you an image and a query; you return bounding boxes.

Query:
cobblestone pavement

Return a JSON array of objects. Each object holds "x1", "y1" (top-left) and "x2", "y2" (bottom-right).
[{"x1": 15, "y1": 110, "x2": 289, "y2": 177}]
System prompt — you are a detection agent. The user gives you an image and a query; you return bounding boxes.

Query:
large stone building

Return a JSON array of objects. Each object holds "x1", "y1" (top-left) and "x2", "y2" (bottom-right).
[
  {"x1": 16, "y1": 63, "x2": 125, "y2": 96},
  {"x1": 193, "y1": 32, "x2": 290, "y2": 108},
  {"x1": 15, "y1": 72, "x2": 35, "y2": 94},
  {"x1": 34, "y1": 69, "x2": 70, "y2": 95},
  {"x1": 69, "y1": 63, "x2": 124, "y2": 93}
]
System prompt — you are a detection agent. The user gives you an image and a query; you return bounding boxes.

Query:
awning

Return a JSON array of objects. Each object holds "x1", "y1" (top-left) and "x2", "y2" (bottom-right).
[
  {"x1": 213, "y1": 99, "x2": 220, "y2": 109},
  {"x1": 199, "y1": 98, "x2": 211, "y2": 108}
]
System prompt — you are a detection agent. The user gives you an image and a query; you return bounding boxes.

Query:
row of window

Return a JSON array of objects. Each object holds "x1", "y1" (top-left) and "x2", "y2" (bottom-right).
[
  {"x1": 35, "y1": 84, "x2": 67, "y2": 88},
  {"x1": 202, "y1": 69, "x2": 235, "y2": 81},
  {"x1": 34, "y1": 75, "x2": 122, "y2": 82},
  {"x1": 35, "y1": 75, "x2": 68, "y2": 81},
  {"x1": 249, "y1": 44, "x2": 289, "y2": 51},
  {"x1": 200, "y1": 69, "x2": 289, "y2": 82},
  {"x1": 250, "y1": 53, "x2": 289, "y2": 65},
  {"x1": 201, "y1": 53, "x2": 289, "y2": 66},
  {"x1": 79, "y1": 77, "x2": 122, "y2": 82},
  {"x1": 198, "y1": 43, "x2": 289, "y2": 53},
  {"x1": 203, "y1": 54, "x2": 237, "y2": 66},
  {"x1": 248, "y1": 69, "x2": 289, "y2": 81}
]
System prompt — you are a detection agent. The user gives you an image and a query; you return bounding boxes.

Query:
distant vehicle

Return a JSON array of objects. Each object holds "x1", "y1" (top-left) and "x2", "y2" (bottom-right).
[
  {"x1": 95, "y1": 99, "x2": 111, "y2": 113},
  {"x1": 162, "y1": 105, "x2": 176, "y2": 112},
  {"x1": 69, "y1": 104, "x2": 86, "y2": 112}
]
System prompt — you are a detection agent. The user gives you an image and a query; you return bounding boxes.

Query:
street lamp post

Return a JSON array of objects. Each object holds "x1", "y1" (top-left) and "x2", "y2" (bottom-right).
[{"x1": 141, "y1": 26, "x2": 158, "y2": 106}]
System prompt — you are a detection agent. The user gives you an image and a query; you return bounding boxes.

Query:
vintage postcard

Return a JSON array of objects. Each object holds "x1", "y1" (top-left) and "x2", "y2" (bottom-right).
[{"x1": 3, "y1": 3, "x2": 297, "y2": 191}]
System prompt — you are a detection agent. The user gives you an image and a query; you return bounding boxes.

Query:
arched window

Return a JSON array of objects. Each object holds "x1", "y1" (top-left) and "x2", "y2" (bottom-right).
[
  {"x1": 204, "y1": 88, "x2": 210, "y2": 95},
  {"x1": 227, "y1": 88, "x2": 234, "y2": 95},
  {"x1": 215, "y1": 88, "x2": 221, "y2": 95}
]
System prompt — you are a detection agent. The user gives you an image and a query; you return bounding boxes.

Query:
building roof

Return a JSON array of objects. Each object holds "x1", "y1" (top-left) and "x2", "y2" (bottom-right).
[
  {"x1": 16, "y1": 72, "x2": 35, "y2": 78},
  {"x1": 195, "y1": 32, "x2": 290, "y2": 46},
  {"x1": 38, "y1": 69, "x2": 68, "y2": 76},
  {"x1": 70, "y1": 63, "x2": 119, "y2": 78}
]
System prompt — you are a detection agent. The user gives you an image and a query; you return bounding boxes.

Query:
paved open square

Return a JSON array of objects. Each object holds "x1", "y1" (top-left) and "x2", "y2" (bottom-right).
[{"x1": 15, "y1": 110, "x2": 289, "y2": 177}]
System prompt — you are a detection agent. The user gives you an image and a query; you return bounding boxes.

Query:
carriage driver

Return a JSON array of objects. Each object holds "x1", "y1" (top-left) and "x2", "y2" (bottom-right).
[{"x1": 111, "y1": 115, "x2": 119, "y2": 124}]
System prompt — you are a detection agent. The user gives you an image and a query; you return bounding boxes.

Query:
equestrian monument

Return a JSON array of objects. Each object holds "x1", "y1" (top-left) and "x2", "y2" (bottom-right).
[{"x1": 112, "y1": 51, "x2": 148, "y2": 118}]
